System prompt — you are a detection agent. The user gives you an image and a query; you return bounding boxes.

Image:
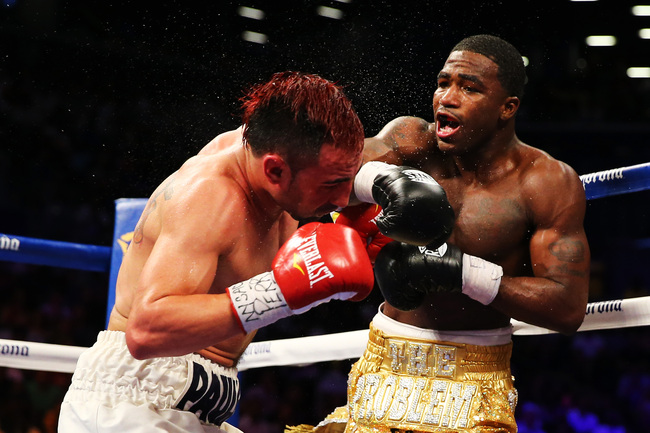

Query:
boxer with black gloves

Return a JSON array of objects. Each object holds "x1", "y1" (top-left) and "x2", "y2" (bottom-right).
[
  {"x1": 353, "y1": 161, "x2": 454, "y2": 247},
  {"x1": 374, "y1": 241, "x2": 503, "y2": 311},
  {"x1": 290, "y1": 35, "x2": 589, "y2": 433},
  {"x1": 335, "y1": 161, "x2": 455, "y2": 264}
]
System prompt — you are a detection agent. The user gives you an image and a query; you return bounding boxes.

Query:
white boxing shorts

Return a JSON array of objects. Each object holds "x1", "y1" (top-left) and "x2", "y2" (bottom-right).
[{"x1": 58, "y1": 331, "x2": 242, "y2": 433}]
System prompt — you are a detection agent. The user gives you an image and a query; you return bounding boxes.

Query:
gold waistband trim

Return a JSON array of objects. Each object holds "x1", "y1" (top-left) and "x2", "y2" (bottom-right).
[{"x1": 361, "y1": 323, "x2": 512, "y2": 382}]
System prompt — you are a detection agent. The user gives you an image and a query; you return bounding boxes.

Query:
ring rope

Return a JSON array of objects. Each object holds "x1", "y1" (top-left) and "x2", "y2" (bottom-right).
[
  {"x1": 579, "y1": 161, "x2": 650, "y2": 199},
  {"x1": 2, "y1": 296, "x2": 649, "y2": 374},
  {"x1": 0, "y1": 234, "x2": 111, "y2": 272}
]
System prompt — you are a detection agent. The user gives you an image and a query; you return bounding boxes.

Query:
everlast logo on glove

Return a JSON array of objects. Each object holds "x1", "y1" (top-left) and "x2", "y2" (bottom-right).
[
  {"x1": 227, "y1": 222, "x2": 374, "y2": 333},
  {"x1": 370, "y1": 208, "x2": 384, "y2": 225},
  {"x1": 295, "y1": 233, "x2": 334, "y2": 287}
]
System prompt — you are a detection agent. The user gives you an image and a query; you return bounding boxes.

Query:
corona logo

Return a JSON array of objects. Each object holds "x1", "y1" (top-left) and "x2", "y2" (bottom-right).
[
  {"x1": 0, "y1": 235, "x2": 20, "y2": 251},
  {"x1": 116, "y1": 231, "x2": 135, "y2": 255}
]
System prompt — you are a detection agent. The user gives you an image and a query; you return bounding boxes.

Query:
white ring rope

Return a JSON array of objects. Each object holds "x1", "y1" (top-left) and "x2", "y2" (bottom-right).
[{"x1": 2, "y1": 296, "x2": 649, "y2": 374}]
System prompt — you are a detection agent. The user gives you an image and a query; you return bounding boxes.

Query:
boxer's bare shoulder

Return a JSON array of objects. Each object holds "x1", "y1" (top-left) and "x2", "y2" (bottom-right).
[
  {"x1": 198, "y1": 126, "x2": 245, "y2": 156},
  {"x1": 364, "y1": 116, "x2": 436, "y2": 164}
]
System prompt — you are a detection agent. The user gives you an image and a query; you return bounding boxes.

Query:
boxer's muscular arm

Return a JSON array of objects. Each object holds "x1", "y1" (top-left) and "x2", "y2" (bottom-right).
[
  {"x1": 126, "y1": 177, "x2": 375, "y2": 359},
  {"x1": 346, "y1": 117, "x2": 417, "y2": 206},
  {"x1": 363, "y1": 116, "x2": 433, "y2": 165},
  {"x1": 492, "y1": 161, "x2": 590, "y2": 334},
  {"x1": 126, "y1": 178, "x2": 246, "y2": 359}
]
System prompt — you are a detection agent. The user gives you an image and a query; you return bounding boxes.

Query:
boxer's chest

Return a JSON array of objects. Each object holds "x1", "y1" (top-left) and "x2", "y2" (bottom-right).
[
  {"x1": 441, "y1": 179, "x2": 532, "y2": 262},
  {"x1": 209, "y1": 218, "x2": 287, "y2": 294}
]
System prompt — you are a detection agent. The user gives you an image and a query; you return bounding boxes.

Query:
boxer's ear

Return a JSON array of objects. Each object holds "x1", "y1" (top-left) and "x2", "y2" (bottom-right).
[
  {"x1": 500, "y1": 96, "x2": 520, "y2": 121},
  {"x1": 263, "y1": 154, "x2": 292, "y2": 189}
]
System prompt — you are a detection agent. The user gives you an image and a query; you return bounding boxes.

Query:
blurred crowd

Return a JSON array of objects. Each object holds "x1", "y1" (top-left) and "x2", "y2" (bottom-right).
[{"x1": 3, "y1": 3, "x2": 650, "y2": 432}]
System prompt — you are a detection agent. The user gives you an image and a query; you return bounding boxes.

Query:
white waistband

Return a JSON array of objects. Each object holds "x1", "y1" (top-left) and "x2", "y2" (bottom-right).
[
  {"x1": 65, "y1": 331, "x2": 239, "y2": 410},
  {"x1": 373, "y1": 304, "x2": 512, "y2": 346}
]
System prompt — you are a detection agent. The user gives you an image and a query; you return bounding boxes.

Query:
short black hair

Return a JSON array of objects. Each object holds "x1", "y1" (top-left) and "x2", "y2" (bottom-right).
[{"x1": 452, "y1": 34, "x2": 527, "y2": 99}]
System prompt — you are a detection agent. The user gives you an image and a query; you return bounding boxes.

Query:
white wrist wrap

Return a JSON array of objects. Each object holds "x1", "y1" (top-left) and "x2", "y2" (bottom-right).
[
  {"x1": 227, "y1": 271, "x2": 293, "y2": 333},
  {"x1": 461, "y1": 254, "x2": 503, "y2": 305},
  {"x1": 354, "y1": 161, "x2": 392, "y2": 203}
]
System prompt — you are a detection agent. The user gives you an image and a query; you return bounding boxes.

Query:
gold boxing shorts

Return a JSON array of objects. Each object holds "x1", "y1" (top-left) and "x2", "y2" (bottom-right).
[{"x1": 289, "y1": 308, "x2": 518, "y2": 433}]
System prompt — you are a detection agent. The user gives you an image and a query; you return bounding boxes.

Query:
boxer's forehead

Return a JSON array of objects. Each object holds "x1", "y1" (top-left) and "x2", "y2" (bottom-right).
[{"x1": 312, "y1": 143, "x2": 362, "y2": 183}]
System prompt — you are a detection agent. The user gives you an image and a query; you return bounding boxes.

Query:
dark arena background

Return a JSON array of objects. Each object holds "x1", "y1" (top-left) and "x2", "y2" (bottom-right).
[{"x1": 2, "y1": 1, "x2": 650, "y2": 432}]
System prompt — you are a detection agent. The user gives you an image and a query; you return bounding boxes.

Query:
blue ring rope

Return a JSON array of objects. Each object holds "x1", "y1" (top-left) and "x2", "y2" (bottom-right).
[
  {"x1": 581, "y1": 162, "x2": 650, "y2": 200},
  {"x1": 0, "y1": 234, "x2": 111, "y2": 272},
  {"x1": 1, "y1": 162, "x2": 649, "y2": 272}
]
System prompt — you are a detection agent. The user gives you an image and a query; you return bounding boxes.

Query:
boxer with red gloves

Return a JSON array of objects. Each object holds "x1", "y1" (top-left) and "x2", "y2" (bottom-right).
[
  {"x1": 59, "y1": 71, "x2": 373, "y2": 432},
  {"x1": 228, "y1": 222, "x2": 374, "y2": 332}
]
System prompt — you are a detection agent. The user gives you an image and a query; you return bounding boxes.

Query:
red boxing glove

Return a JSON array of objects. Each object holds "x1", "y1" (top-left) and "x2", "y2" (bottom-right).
[
  {"x1": 335, "y1": 203, "x2": 393, "y2": 262},
  {"x1": 227, "y1": 222, "x2": 374, "y2": 333}
]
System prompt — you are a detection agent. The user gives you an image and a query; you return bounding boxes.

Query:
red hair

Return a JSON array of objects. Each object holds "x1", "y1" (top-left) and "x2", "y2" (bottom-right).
[{"x1": 240, "y1": 71, "x2": 364, "y2": 169}]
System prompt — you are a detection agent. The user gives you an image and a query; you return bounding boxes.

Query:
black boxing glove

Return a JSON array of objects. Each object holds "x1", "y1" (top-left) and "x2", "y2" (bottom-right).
[
  {"x1": 373, "y1": 241, "x2": 425, "y2": 310},
  {"x1": 353, "y1": 162, "x2": 454, "y2": 247},
  {"x1": 374, "y1": 241, "x2": 503, "y2": 311}
]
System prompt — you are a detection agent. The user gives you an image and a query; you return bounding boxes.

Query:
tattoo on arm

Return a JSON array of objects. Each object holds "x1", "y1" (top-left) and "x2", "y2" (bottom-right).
[
  {"x1": 386, "y1": 120, "x2": 410, "y2": 151},
  {"x1": 417, "y1": 118, "x2": 430, "y2": 132},
  {"x1": 133, "y1": 178, "x2": 176, "y2": 244},
  {"x1": 549, "y1": 263, "x2": 588, "y2": 278},
  {"x1": 548, "y1": 263, "x2": 588, "y2": 278},
  {"x1": 549, "y1": 239, "x2": 585, "y2": 263},
  {"x1": 163, "y1": 181, "x2": 174, "y2": 200}
]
